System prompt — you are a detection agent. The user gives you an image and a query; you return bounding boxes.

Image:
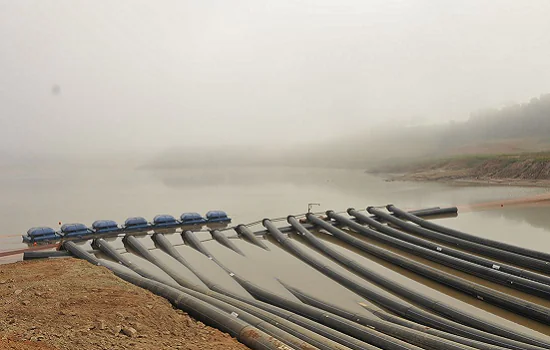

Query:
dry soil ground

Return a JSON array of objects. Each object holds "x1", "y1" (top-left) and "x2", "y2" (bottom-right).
[{"x1": 0, "y1": 258, "x2": 250, "y2": 350}]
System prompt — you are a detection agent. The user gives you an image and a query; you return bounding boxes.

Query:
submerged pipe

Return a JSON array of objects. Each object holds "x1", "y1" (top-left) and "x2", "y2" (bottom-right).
[
  {"x1": 361, "y1": 207, "x2": 550, "y2": 274},
  {"x1": 183, "y1": 230, "x2": 213, "y2": 257},
  {"x1": 344, "y1": 209, "x2": 550, "y2": 324},
  {"x1": 232, "y1": 275, "x2": 422, "y2": 350},
  {"x1": 108, "y1": 234, "x2": 362, "y2": 350},
  {"x1": 249, "y1": 207, "x2": 458, "y2": 237},
  {"x1": 123, "y1": 235, "x2": 208, "y2": 291},
  {"x1": 309, "y1": 213, "x2": 550, "y2": 350},
  {"x1": 211, "y1": 230, "x2": 245, "y2": 256},
  {"x1": 153, "y1": 234, "x2": 366, "y2": 350},
  {"x1": 173, "y1": 283, "x2": 319, "y2": 350},
  {"x1": 228, "y1": 271, "x2": 420, "y2": 350},
  {"x1": 371, "y1": 206, "x2": 456, "y2": 222},
  {"x1": 179, "y1": 230, "x2": 468, "y2": 350},
  {"x1": 181, "y1": 232, "x2": 399, "y2": 350},
  {"x1": 281, "y1": 282, "x2": 503, "y2": 350},
  {"x1": 365, "y1": 207, "x2": 550, "y2": 288},
  {"x1": 94, "y1": 237, "x2": 350, "y2": 350},
  {"x1": 64, "y1": 242, "x2": 296, "y2": 350},
  {"x1": 236, "y1": 225, "x2": 270, "y2": 250},
  {"x1": 267, "y1": 218, "x2": 546, "y2": 350},
  {"x1": 287, "y1": 216, "x2": 509, "y2": 350},
  {"x1": 345, "y1": 208, "x2": 550, "y2": 298},
  {"x1": 152, "y1": 233, "x2": 226, "y2": 290},
  {"x1": 388, "y1": 204, "x2": 550, "y2": 263}
]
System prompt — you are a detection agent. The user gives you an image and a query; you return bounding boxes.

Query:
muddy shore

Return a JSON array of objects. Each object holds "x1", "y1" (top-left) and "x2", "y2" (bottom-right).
[
  {"x1": 379, "y1": 153, "x2": 550, "y2": 188},
  {"x1": 388, "y1": 171, "x2": 550, "y2": 187},
  {"x1": 0, "y1": 258, "x2": 250, "y2": 350}
]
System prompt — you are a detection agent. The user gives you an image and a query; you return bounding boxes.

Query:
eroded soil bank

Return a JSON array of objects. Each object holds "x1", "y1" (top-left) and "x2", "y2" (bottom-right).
[
  {"x1": 0, "y1": 258, "x2": 250, "y2": 350},
  {"x1": 378, "y1": 153, "x2": 550, "y2": 187}
]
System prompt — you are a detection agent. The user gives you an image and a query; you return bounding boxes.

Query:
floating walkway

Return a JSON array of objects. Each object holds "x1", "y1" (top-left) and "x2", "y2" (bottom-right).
[{"x1": 25, "y1": 205, "x2": 550, "y2": 350}]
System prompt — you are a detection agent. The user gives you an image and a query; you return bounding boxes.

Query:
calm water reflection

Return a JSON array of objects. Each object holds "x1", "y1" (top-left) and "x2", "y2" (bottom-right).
[{"x1": 3, "y1": 166, "x2": 550, "y2": 337}]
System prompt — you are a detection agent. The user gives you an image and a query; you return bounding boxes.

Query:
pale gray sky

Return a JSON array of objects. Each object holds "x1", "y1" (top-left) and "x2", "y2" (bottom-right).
[{"x1": 1, "y1": 0, "x2": 550, "y2": 156}]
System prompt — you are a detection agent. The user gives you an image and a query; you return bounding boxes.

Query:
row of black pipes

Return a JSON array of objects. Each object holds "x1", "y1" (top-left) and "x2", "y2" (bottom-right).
[{"x1": 62, "y1": 206, "x2": 550, "y2": 350}]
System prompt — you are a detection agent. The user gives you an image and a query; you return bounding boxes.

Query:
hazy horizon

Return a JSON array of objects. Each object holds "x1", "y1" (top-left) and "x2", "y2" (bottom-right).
[{"x1": 2, "y1": 0, "x2": 550, "y2": 159}]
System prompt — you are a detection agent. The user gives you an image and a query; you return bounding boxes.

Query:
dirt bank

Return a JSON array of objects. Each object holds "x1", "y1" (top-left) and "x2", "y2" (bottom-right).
[
  {"x1": 0, "y1": 258, "x2": 250, "y2": 350},
  {"x1": 382, "y1": 153, "x2": 550, "y2": 187}
]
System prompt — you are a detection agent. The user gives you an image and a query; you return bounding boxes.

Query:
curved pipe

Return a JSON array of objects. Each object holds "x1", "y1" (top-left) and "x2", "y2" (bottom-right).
[
  {"x1": 211, "y1": 230, "x2": 245, "y2": 256},
  {"x1": 346, "y1": 208, "x2": 550, "y2": 298},
  {"x1": 345, "y1": 208, "x2": 550, "y2": 323},
  {"x1": 182, "y1": 231, "x2": 398, "y2": 350},
  {"x1": 231, "y1": 269, "x2": 418, "y2": 350},
  {"x1": 152, "y1": 234, "x2": 369, "y2": 350},
  {"x1": 248, "y1": 207, "x2": 458, "y2": 237},
  {"x1": 309, "y1": 213, "x2": 550, "y2": 350},
  {"x1": 280, "y1": 281, "x2": 502, "y2": 350},
  {"x1": 287, "y1": 216, "x2": 506, "y2": 350},
  {"x1": 91, "y1": 238, "x2": 348, "y2": 350},
  {"x1": 362, "y1": 207, "x2": 550, "y2": 274},
  {"x1": 182, "y1": 230, "x2": 213, "y2": 257},
  {"x1": 388, "y1": 204, "x2": 550, "y2": 262},
  {"x1": 368, "y1": 207, "x2": 550, "y2": 287},
  {"x1": 99, "y1": 235, "x2": 362, "y2": 350},
  {"x1": 235, "y1": 225, "x2": 270, "y2": 250},
  {"x1": 264, "y1": 219, "x2": 538, "y2": 349},
  {"x1": 63, "y1": 241, "x2": 295, "y2": 350}
]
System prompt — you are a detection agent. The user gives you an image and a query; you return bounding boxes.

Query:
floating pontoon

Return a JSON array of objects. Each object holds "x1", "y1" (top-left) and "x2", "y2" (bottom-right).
[{"x1": 22, "y1": 227, "x2": 61, "y2": 243}]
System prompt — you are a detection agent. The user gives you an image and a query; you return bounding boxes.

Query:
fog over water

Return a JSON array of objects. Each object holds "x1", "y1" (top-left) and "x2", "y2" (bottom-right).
[
  {"x1": 2, "y1": 0, "x2": 550, "y2": 241},
  {"x1": 1, "y1": 0, "x2": 550, "y2": 160},
  {"x1": 5, "y1": 3, "x2": 550, "y2": 341}
]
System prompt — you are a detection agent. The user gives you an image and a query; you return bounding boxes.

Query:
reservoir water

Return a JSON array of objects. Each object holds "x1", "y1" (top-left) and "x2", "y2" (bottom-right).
[{"x1": 3, "y1": 164, "x2": 550, "y2": 338}]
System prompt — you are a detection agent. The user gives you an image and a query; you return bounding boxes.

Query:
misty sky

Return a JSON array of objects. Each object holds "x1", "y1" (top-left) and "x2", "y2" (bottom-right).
[{"x1": 1, "y1": 0, "x2": 550, "y2": 156}]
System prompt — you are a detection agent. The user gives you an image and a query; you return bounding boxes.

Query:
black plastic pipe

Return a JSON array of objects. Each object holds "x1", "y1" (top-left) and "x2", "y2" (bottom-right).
[
  {"x1": 180, "y1": 231, "x2": 403, "y2": 350},
  {"x1": 123, "y1": 235, "x2": 208, "y2": 291},
  {"x1": 236, "y1": 225, "x2": 270, "y2": 250},
  {"x1": 183, "y1": 230, "x2": 213, "y2": 258},
  {"x1": 249, "y1": 207, "x2": 458, "y2": 237},
  {"x1": 346, "y1": 208, "x2": 550, "y2": 298},
  {"x1": 361, "y1": 207, "x2": 550, "y2": 274},
  {"x1": 130, "y1": 233, "x2": 371, "y2": 350},
  {"x1": 109, "y1": 235, "x2": 373, "y2": 350},
  {"x1": 63, "y1": 241, "x2": 294, "y2": 350},
  {"x1": 211, "y1": 230, "x2": 245, "y2": 256},
  {"x1": 174, "y1": 282, "x2": 320, "y2": 350},
  {"x1": 281, "y1": 282, "x2": 503, "y2": 350},
  {"x1": 287, "y1": 216, "x2": 515, "y2": 350},
  {"x1": 388, "y1": 204, "x2": 550, "y2": 263},
  {"x1": 366, "y1": 207, "x2": 550, "y2": 288},
  {"x1": 371, "y1": 207, "x2": 550, "y2": 287},
  {"x1": 93, "y1": 237, "x2": 183, "y2": 289},
  {"x1": 23, "y1": 250, "x2": 73, "y2": 260},
  {"x1": 344, "y1": 209, "x2": 550, "y2": 323},
  {"x1": 152, "y1": 233, "x2": 381, "y2": 350},
  {"x1": 230, "y1": 269, "x2": 419, "y2": 350},
  {"x1": 309, "y1": 213, "x2": 550, "y2": 350},
  {"x1": 94, "y1": 237, "x2": 353, "y2": 350}
]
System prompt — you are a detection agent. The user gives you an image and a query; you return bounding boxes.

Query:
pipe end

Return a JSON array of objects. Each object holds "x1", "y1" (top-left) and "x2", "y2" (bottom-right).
[
  {"x1": 347, "y1": 208, "x2": 355, "y2": 215},
  {"x1": 366, "y1": 206, "x2": 375, "y2": 213}
]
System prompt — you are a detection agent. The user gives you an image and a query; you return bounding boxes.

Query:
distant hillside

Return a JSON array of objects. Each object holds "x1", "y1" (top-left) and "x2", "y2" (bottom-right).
[
  {"x1": 435, "y1": 93, "x2": 550, "y2": 154},
  {"x1": 326, "y1": 93, "x2": 550, "y2": 170},
  {"x1": 382, "y1": 152, "x2": 550, "y2": 186},
  {"x1": 142, "y1": 93, "x2": 550, "y2": 171}
]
